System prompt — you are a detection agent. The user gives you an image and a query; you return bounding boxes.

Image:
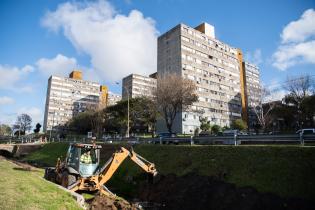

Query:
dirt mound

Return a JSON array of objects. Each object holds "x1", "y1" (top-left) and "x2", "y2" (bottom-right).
[
  {"x1": 90, "y1": 195, "x2": 139, "y2": 210},
  {"x1": 138, "y1": 173, "x2": 314, "y2": 210}
]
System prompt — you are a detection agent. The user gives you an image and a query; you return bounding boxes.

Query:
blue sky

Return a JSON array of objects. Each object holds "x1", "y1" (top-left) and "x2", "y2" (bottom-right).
[{"x1": 0, "y1": 0, "x2": 314, "y2": 128}]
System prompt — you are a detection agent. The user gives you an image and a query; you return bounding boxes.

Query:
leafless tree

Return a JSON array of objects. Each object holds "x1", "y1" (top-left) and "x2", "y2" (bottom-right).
[
  {"x1": 154, "y1": 73, "x2": 198, "y2": 133},
  {"x1": 283, "y1": 74, "x2": 315, "y2": 128},
  {"x1": 14, "y1": 113, "x2": 32, "y2": 134},
  {"x1": 253, "y1": 88, "x2": 275, "y2": 131},
  {"x1": 284, "y1": 74, "x2": 314, "y2": 103}
]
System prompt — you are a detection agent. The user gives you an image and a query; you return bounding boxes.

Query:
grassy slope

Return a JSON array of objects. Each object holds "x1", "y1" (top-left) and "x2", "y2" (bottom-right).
[
  {"x1": 24, "y1": 143, "x2": 315, "y2": 200},
  {"x1": 0, "y1": 158, "x2": 80, "y2": 210},
  {"x1": 25, "y1": 143, "x2": 69, "y2": 166}
]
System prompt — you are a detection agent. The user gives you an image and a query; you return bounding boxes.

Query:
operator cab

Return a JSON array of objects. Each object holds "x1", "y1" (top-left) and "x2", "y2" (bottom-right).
[{"x1": 66, "y1": 143, "x2": 102, "y2": 177}]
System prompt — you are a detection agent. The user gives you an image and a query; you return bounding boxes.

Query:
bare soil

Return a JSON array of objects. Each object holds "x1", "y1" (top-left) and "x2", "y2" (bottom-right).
[
  {"x1": 89, "y1": 195, "x2": 139, "y2": 210},
  {"x1": 137, "y1": 173, "x2": 315, "y2": 210}
]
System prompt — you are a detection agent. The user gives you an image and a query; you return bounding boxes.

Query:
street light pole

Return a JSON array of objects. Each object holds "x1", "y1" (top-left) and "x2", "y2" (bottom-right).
[
  {"x1": 116, "y1": 82, "x2": 130, "y2": 138},
  {"x1": 49, "y1": 111, "x2": 55, "y2": 141},
  {"x1": 126, "y1": 88, "x2": 130, "y2": 138}
]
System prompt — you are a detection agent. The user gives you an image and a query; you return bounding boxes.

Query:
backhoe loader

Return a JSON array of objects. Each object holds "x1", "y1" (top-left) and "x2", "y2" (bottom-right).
[{"x1": 44, "y1": 143, "x2": 157, "y2": 196}]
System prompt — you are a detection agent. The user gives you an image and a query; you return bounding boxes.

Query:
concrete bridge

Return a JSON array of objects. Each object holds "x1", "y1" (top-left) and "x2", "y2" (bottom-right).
[{"x1": 0, "y1": 143, "x2": 43, "y2": 157}]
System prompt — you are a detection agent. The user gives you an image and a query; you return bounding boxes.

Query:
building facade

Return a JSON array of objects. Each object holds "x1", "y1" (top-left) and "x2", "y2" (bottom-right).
[
  {"x1": 107, "y1": 92, "x2": 122, "y2": 106},
  {"x1": 43, "y1": 70, "x2": 108, "y2": 132},
  {"x1": 243, "y1": 62, "x2": 262, "y2": 129},
  {"x1": 122, "y1": 73, "x2": 157, "y2": 99},
  {"x1": 157, "y1": 23, "x2": 246, "y2": 134}
]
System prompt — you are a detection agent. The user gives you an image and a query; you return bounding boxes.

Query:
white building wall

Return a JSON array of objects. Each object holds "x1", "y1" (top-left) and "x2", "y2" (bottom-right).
[
  {"x1": 43, "y1": 76, "x2": 101, "y2": 132},
  {"x1": 157, "y1": 23, "x2": 243, "y2": 134}
]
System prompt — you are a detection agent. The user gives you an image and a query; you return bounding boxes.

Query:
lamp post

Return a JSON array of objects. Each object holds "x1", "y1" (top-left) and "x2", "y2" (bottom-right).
[
  {"x1": 126, "y1": 88, "x2": 130, "y2": 138},
  {"x1": 49, "y1": 111, "x2": 55, "y2": 141},
  {"x1": 116, "y1": 82, "x2": 130, "y2": 138}
]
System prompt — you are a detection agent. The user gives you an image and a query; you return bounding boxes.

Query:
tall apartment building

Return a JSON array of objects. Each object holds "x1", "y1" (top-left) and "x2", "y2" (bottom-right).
[
  {"x1": 157, "y1": 22, "x2": 246, "y2": 134},
  {"x1": 243, "y1": 62, "x2": 261, "y2": 128},
  {"x1": 122, "y1": 73, "x2": 157, "y2": 99},
  {"x1": 43, "y1": 70, "x2": 108, "y2": 132}
]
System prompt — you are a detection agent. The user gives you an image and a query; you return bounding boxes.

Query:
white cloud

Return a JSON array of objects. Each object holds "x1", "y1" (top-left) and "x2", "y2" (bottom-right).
[
  {"x1": 272, "y1": 9, "x2": 315, "y2": 70},
  {"x1": 0, "y1": 96, "x2": 15, "y2": 105},
  {"x1": 0, "y1": 64, "x2": 34, "y2": 92},
  {"x1": 36, "y1": 54, "x2": 77, "y2": 77},
  {"x1": 272, "y1": 40, "x2": 315, "y2": 70},
  {"x1": 41, "y1": 0, "x2": 158, "y2": 82},
  {"x1": 245, "y1": 49, "x2": 263, "y2": 65},
  {"x1": 281, "y1": 9, "x2": 315, "y2": 43}
]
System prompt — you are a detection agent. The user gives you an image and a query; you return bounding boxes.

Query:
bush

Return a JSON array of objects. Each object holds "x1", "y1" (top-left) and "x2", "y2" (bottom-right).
[{"x1": 231, "y1": 119, "x2": 248, "y2": 131}]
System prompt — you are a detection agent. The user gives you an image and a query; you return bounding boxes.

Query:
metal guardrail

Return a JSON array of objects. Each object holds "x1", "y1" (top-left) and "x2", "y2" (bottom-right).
[
  {"x1": 103, "y1": 134, "x2": 315, "y2": 146},
  {"x1": 1, "y1": 134, "x2": 315, "y2": 146}
]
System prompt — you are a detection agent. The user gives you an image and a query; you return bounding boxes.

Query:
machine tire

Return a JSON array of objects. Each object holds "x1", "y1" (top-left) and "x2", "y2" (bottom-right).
[
  {"x1": 44, "y1": 167, "x2": 56, "y2": 182},
  {"x1": 61, "y1": 171, "x2": 77, "y2": 188}
]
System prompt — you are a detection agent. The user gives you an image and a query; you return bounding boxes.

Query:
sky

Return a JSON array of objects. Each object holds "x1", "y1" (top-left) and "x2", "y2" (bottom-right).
[{"x1": 0, "y1": 0, "x2": 314, "y2": 128}]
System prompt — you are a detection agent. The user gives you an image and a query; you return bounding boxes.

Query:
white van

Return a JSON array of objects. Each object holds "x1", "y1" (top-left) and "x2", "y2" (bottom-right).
[{"x1": 296, "y1": 128, "x2": 315, "y2": 135}]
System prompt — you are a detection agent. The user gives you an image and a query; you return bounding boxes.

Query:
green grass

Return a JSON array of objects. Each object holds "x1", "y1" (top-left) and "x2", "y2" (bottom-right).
[
  {"x1": 0, "y1": 158, "x2": 81, "y2": 210},
  {"x1": 25, "y1": 142, "x2": 69, "y2": 166},
  {"x1": 24, "y1": 143, "x2": 315, "y2": 200}
]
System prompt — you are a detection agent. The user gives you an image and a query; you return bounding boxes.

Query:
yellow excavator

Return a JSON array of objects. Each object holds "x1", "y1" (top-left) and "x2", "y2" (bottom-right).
[{"x1": 44, "y1": 143, "x2": 157, "y2": 196}]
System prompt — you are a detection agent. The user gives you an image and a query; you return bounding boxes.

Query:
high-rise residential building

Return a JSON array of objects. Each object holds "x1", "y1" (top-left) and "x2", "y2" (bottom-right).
[
  {"x1": 122, "y1": 73, "x2": 157, "y2": 99},
  {"x1": 43, "y1": 70, "x2": 108, "y2": 132},
  {"x1": 157, "y1": 22, "x2": 246, "y2": 134},
  {"x1": 243, "y1": 62, "x2": 262, "y2": 129},
  {"x1": 107, "y1": 92, "x2": 122, "y2": 106}
]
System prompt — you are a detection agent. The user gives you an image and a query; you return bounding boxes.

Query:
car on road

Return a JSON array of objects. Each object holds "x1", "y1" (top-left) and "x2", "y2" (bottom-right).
[
  {"x1": 296, "y1": 128, "x2": 315, "y2": 135},
  {"x1": 156, "y1": 132, "x2": 177, "y2": 138},
  {"x1": 155, "y1": 132, "x2": 179, "y2": 144},
  {"x1": 222, "y1": 129, "x2": 239, "y2": 136}
]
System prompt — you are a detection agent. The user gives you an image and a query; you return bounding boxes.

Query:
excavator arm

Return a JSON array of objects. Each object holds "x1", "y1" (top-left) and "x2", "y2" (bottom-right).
[
  {"x1": 98, "y1": 147, "x2": 157, "y2": 189},
  {"x1": 67, "y1": 146, "x2": 157, "y2": 196}
]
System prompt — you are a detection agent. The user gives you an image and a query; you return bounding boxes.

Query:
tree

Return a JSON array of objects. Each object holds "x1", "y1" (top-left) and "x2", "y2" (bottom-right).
[
  {"x1": 282, "y1": 75, "x2": 315, "y2": 129},
  {"x1": 155, "y1": 73, "x2": 198, "y2": 133},
  {"x1": 67, "y1": 111, "x2": 95, "y2": 135},
  {"x1": 33, "y1": 123, "x2": 41, "y2": 134},
  {"x1": 0, "y1": 124, "x2": 12, "y2": 136},
  {"x1": 253, "y1": 88, "x2": 276, "y2": 131},
  {"x1": 105, "y1": 97, "x2": 157, "y2": 136},
  {"x1": 14, "y1": 114, "x2": 32, "y2": 134},
  {"x1": 231, "y1": 119, "x2": 248, "y2": 131},
  {"x1": 211, "y1": 124, "x2": 221, "y2": 135},
  {"x1": 200, "y1": 117, "x2": 211, "y2": 131}
]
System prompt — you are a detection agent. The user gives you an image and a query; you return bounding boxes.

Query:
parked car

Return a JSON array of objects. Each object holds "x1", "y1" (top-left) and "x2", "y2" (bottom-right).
[
  {"x1": 198, "y1": 131, "x2": 212, "y2": 137},
  {"x1": 222, "y1": 129, "x2": 239, "y2": 136},
  {"x1": 156, "y1": 132, "x2": 177, "y2": 138},
  {"x1": 155, "y1": 132, "x2": 178, "y2": 144},
  {"x1": 296, "y1": 128, "x2": 315, "y2": 135}
]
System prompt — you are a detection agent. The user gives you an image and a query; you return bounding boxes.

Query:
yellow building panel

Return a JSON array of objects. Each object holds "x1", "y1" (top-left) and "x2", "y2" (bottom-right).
[
  {"x1": 69, "y1": 70, "x2": 82, "y2": 80},
  {"x1": 100, "y1": 85, "x2": 108, "y2": 108},
  {"x1": 237, "y1": 49, "x2": 248, "y2": 125}
]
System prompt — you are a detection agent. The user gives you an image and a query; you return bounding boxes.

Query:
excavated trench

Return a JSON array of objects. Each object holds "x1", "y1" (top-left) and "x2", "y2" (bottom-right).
[{"x1": 87, "y1": 173, "x2": 315, "y2": 210}]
